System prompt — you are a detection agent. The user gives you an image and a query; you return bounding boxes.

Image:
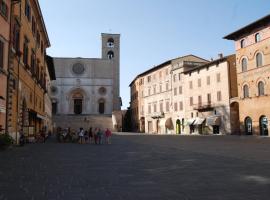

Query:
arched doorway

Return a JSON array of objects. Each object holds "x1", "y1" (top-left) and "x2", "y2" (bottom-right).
[
  {"x1": 244, "y1": 117, "x2": 252, "y2": 135},
  {"x1": 176, "y1": 119, "x2": 181, "y2": 134},
  {"x1": 98, "y1": 99, "x2": 105, "y2": 114},
  {"x1": 259, "y1": 115, "x2": 268, "y2": 136},
  {"x1": 73, "y1": 92, "x2": 83, "y2": 115},
  {"x1": 230, "y1": 102, "x2": 240, "y2": 135}
]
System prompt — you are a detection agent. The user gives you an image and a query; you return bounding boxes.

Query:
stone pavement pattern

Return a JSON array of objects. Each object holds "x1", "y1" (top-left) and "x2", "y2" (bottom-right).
[{"x1": 1, "y1": 134, "x2": 270, "y2": 200}]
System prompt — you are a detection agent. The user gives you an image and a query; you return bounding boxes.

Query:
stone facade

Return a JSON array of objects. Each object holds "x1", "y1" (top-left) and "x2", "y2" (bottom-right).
[
  {"x1": 51, "y1": 33, "x2": 120, "y2": 130},
  {"x1": 7, "y1": 0, "x2": 51, "y2": 141},
  {"x1": 0, "y1": 0, "x2": 11, "y2": 133},
  {"x1": 224, "y1": 14, "x2": 270, "y2": 136}
]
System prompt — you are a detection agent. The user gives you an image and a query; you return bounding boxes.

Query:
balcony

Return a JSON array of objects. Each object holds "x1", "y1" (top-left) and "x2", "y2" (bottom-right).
[{"x1": 193, "y1": 102, "x2": 214, "y2": 111}]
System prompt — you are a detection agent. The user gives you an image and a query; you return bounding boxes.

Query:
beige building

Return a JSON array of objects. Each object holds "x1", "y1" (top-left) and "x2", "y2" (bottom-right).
[
  {"x1": 130, "y1": 55, "x2": 209, "y2": 134},
  {"x1": 224, "y1": 14, "x2": 270, "y2": 136},
  {"x1": 181, "y1": 55, "x2": 237, "y2": 135}
]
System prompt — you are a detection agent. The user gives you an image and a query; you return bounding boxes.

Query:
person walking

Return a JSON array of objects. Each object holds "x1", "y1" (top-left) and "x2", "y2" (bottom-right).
[
  {"x1": 78, "y1": 128, "x2": 84, "y2": 144},
  {"x1": 88, "y1": 127, "x2": 93, "y2": 144},
  {"x1": 105, "y1": 128, "x2": 112, "y2": 144},
  {"x1": 97, "y1": 128, "x2": 103, "y2": 145}
]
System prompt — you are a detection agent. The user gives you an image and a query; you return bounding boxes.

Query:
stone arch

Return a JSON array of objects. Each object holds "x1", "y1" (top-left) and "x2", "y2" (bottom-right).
[{"x1": 68, "y1": 88, "x2": 88, "y2": 115}]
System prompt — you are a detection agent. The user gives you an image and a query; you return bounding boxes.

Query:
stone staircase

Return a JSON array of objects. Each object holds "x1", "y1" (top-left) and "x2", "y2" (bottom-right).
[{"x1": 52, "y1": 114, "x2": 113, "y2": 131}]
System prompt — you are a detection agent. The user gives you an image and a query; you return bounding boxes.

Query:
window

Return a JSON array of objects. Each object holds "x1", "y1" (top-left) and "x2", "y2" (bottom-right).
[
  {"x1": 240, "y1": 39, "x2": 246, "y2": 48},
  {"x1": 0, "y1": 0, "x2": 8, "y2": 19},
  {"x1": 153, "y1": 85, "x2": 156, "y2": 94},
  {"x1": 241, "y1": 58, "x2": 247, "y2": 72},
  {"x1": 178, "y1": 73, "x2": 181, "y2": 80},
  {"x1": 52, "y1": 102, "x2": 57, "y2": 114},
  {"x1": 207, "y1": 93, "x2": 211, "y2": 103},
  {"x1": 258, "y1": 81, "x2": 265, "y2": 96},
  {"x1": 160, "y1": 101, "x2": 163, "y2": 112},
  {"x1": 30, "y1": 50, "x2": 35, "y2": 75},
  {"x1": 243, "y1": 85, "x2": 249, "y2": 98},
  {"x1": 217, "y1": 91, "x2": 222, "y2": 101},
  {"x1": 216, "y1": 73, "x2": 221, "y2": 82},
  {"x1": 159, "y1": 84, "x2": 162, "y2": 93},
  {"x1": 173, "y1": 74, "x2": 176, "y2": 82},
  {"x1": 179, "y1": 102, "x2": 183, "y2": 111},
  {"x1": 207, "y1": 76, "x2": 210, "y2": 85},
  {"x1": 41, "y1": 41, "x2": 44, "y2": 54},
  {"x1": 154, "y1": 103, "x2": 157, "y2": 112},
  {"x1": 256, "y1": 53, "x2": 263, "y2": 67},
  {"x1": 13, "y1": 22, "x2": 20, "y2": 53},
  {"x1": 174, "y1": 88, "x2": 177, "y2": 96},
  {"x1": 107, "y1": 38, "x2": 114, "y2": 47},
  {"x1": 36, "y1": 32, "x2": 40, "y2": 47},
  {"x1": 179, "y1": 86, "x2": 182, "y2": 94},
  {"x1": 198, "y1": 78, "x2": 201, "y2": 87},
  {"x1": 98, "y1": 99, "x2": 105, "y2": 114},
  {"x1": 255, "y1": 33, "x2": 261, "y2": 43},
  {"x1": 166, "y1": 82, "x2": 169, "y2": 91},
  {"x1": 0, "y1": 40, "x2": 3, "y2": 69},
  {"x1": 198, "y1": 95, "x2": 202, "y2": 105},
  {"x1": 25, "y1": 1, "x2": 31, "y2": 21},
  {"x1": 147, "y1": 76, "x2": 151, "y2": 83},
  {"x1": 148, "y1": 88, "x2": 151, "y2": 96},
  {"x1": 166, "y1": 101, "x2": 169, "y2": 112},
  {"x1": 32, "y1": 17, "x2": 36, "y2": 34},
  {"x1": 107, "y1": 51, "x2": 114, "y2": 59},
  {"x1": 174, "y1": 102, "x2": 178, "y2": 111},
  {"x1": 148, "y1": 104, "x2": 151, "y2": 114},
  {"x1": 189, "y1": 81, "x2": 193, "y2": 89},
  {"x1": 190, "y1": 97, "x2": 193, "y2": 106},
  {"x1": 23, "y1": 38, "x2": 29, "y2": 66}
]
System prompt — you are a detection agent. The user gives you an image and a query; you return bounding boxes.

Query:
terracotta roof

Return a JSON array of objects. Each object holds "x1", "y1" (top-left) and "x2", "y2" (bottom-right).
[{"x1": 224, "y1": 14, "x2": 270, "y2": 40}]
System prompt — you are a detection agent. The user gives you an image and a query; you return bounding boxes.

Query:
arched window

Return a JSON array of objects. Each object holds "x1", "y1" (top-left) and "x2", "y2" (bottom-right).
[
  {"x1": 107, "y1": 51, "x2": 114, "y2": 59},
  {"x1": 255, "y1": 33, "x2": 261, "y2": 43},
  {"x1": 258, "y1": 81, "x2": 265, "y2": 96},
  {"x1": 244, "y1": 117, "x2": 252, "y2": 135},
  {"x1": 241, "y1": 58, "x2": 247, "y2": 72},
  {"x1": 259, "y1": 115, "x2": 268, "y2": 136},
  {"x1": 98, "y1": 99, "x2": 105, "y2": 114},
  {"x1": 240, "y1": 39, "x2": 246, "y2": 48},
  {"x1": 107, "y1": 38, "x2": 114, "y2": 47},
  {"x1": 243, "y1": 85, "x2": 249, "y2": 98},
  {"x1": 256, "y1": 52, "x2": 263, "y2": 67}
]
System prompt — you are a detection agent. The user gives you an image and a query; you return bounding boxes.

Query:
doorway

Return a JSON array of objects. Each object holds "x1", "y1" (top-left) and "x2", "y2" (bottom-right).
[
  {"x1": 244, "y1": 117, "x2": 252, "y2": 135},
  {"x1": 260, "y1": 116, "x2": 268, "y2": 136}
]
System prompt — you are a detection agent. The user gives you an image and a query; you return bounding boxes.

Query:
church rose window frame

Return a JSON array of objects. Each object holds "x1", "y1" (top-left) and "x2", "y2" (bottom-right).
[{"x1": 72, "y1": 63, "x2": 85, "y2": 75}]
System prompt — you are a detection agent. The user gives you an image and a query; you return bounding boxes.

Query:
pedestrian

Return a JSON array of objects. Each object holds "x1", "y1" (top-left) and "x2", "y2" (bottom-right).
[
  {"x1": 78, "y1": 127, "x2": 84, "y2": 144},
  {"x1": 84, "y1": 130, "x2": 89, "y2": 143},
  {"x1": 94, "y1": 128, "x2": 98, "y2": 144},
  {"x1": 97, "y1": 128, "x2": 103, "y2": 145},
  {"x1": 105, "y1": 128, "x2": 112, "y2": 144},
  {"x1": 88, "y1": 127, "x2": 93, "y2": 144}
]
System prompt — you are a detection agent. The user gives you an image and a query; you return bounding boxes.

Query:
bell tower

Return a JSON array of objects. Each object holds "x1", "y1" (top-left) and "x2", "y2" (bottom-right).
[{"x1": 101, "y1": 33, "x2": 121, "y2": 110}]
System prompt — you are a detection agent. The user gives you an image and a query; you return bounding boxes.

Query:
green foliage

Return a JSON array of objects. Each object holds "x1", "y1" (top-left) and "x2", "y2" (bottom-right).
[{"x1": 0, "y1": 134, "x2": 14, "y2": 149}]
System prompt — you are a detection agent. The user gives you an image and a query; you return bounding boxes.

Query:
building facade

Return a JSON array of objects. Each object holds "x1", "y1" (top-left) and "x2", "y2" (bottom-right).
[
  {"x1": 7, "y1": 0, "x2": 51, "y2": 141},
  {"x1": 0, "y1": 0, "x2": 11, "y2": 133},
  {"x1": 51, "y1": 33, "x2": 121, "y2": 130},
  {"x1": 224, "y1": 14, "x2": 270, "y2": 136}
]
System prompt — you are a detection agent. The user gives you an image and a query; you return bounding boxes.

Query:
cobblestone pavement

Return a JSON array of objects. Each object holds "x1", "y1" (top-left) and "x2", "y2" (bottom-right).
[{"x1": 1, "y1": 134, "x2": 270, "y2": 200}]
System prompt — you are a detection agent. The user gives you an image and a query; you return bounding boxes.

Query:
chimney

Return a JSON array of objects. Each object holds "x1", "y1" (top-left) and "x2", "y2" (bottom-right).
[{"x1": 218, "y1": 53, "x2": 223, "y2": 59}]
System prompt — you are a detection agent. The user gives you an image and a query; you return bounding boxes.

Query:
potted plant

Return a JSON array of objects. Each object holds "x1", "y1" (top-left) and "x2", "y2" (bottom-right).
[{"x1": 0, "y1": 134, "x2": 14, "y2": 150}]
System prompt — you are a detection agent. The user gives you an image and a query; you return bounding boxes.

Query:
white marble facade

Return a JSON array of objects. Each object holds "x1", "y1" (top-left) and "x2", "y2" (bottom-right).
[{"x1": 50, "y1": 33, "x2": 120, "y2": 116}]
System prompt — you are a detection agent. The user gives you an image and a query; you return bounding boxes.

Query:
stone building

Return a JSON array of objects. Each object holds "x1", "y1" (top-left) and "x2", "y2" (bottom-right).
[
  {"x1": 130, "y1": 55, "x2": 209, "y2": 134},
  {"x1": 0, "y1": 0, "x2": 11, "y2": 133},
  {"x1": 7, "y1": 0, "x2": 51, "y2": 141},
  {"x1": 181, "y1": 55, "x2": 238, "y2": 135},
  {"x1": 51, "y1": 33, "x2": 121, "y2": 131},
  {"x1": 224, "y1": 14, "x2": 270, "y2": 136}
]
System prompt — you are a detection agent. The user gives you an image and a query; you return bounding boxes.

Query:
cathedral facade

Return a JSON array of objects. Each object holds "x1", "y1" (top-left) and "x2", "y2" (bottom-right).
[{"x1": 50, "y1": 33, "x2": 120, "y2": 130}]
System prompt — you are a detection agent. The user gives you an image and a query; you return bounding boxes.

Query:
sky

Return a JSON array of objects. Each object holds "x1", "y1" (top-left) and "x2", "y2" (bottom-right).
[{"x1": 39, "y1": 0, "x2": 270, "y2": 109}]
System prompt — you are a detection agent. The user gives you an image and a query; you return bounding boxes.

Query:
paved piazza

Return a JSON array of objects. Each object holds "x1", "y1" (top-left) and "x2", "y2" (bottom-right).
[{"x1": 1, "y1": 134, "x2": 270, "y2": 200}]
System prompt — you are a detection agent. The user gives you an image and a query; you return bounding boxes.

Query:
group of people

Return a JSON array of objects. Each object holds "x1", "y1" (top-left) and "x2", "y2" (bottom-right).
[{"x1": 58, "y1": 127, "x2": 112, "y2": 145}]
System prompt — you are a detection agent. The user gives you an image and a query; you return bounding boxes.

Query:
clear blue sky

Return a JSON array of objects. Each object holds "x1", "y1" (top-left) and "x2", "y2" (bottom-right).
[{"x1": 39, "y1": 0, "x2": 270, "y2": 109}]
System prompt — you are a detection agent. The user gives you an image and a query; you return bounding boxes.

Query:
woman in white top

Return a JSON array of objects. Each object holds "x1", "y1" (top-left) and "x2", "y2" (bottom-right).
[{"x1": 78, "y1": 128, "x2": 84, "y2": 144}]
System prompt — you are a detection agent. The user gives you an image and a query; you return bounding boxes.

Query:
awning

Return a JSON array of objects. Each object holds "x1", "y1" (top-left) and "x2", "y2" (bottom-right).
[
  {"x1": 37, "y1": 114, "x2": 46, "y2": 120},
  {"x1": 206, "y1": 116, "x2": 221, "y2": 126},
  {"x1": 165, "y1": 118, "x2": 174, "y2": 130},
  {"x1": 186, "y1": 118, "x2": 195, "y2": 125},
  {"x1": 194, "y1": 118, "x2": 205, "y2": 125}
]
